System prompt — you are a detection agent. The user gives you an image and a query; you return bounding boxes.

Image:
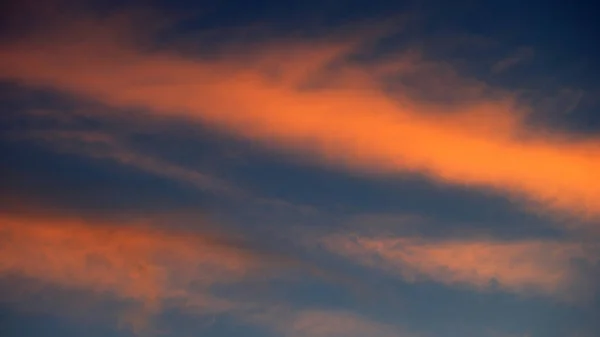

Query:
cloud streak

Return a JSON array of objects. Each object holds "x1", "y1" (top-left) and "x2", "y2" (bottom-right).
[
  {"x1": 323, "y1": 234, "x2": 596, "y2": 298},
  {"x1": 251, "y1": 308, "x2": 410, "y2": 337},
  {"x1": 1, "y1": 8, "x2": 599, "y2": 221},
  {"x1": 491, "y1": 47, "x2": 535, "y2": 73},
  {"x1": 11, "y1": 129, "x2": 244, "y2": 196}
]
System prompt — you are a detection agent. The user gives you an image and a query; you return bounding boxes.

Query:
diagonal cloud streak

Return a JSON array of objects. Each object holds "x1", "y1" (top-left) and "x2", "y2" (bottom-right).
[
  {"x1": 10, "y1": 129, "x2": 245, "y2": 196},
  {"x1": 1, "y1": 7, "x2": 599, "y2": 222}
]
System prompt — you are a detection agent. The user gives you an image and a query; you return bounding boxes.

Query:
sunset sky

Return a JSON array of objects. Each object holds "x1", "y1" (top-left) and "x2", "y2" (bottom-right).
[{"x1": 1, "y1": 1, "x2": 599, "y2": 337}]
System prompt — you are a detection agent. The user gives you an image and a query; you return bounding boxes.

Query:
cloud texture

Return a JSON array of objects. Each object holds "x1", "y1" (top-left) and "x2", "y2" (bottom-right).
[{"x1": 0, "y1": 9, "x2": 599, "y2": 221}]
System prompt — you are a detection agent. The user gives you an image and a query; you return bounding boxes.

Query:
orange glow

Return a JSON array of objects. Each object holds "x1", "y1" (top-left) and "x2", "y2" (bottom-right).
[
  {"x1": 1, "y1": 15, "x2": 599, "y2": 219},
  {"x1": 0, "y1": 213, "x2": 265, "y2": 320},
  {"x1": 324, "y1": 235, "x2": 590, "y2": 296}
]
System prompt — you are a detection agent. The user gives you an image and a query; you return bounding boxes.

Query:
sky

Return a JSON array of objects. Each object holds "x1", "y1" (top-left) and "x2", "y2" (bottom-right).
[{"x1": 1, "y1": 1, "x2": 600, "y2": 337}]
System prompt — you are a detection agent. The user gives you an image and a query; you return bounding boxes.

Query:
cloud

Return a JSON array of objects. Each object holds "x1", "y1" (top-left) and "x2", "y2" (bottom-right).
[
  {"x1": 0, "y1": 210, "x2": 418, "y2": 336},
  {"x1": 248, "y1": 307, "x2": 410, "y2": 337},
  {"x1": 6, "y1": 126, "x2": 326, "y2": 221},
  {"x1": 285, "y1": 310, "x2": 408, "y2": 337},
  {"x1": 323, "y1": 234, "x2": 596, "y2": 298},
  {"x1": 491, "y1": 47, "x2": 535, "y2": 73},
  {"x1": 0, "y1": 212, "x2": 281, "y2": 332},
  {"x1": 1, "y1": 8, "x2": 600, "y2": 222},
  {"x1": 10, "y1": 129, "x2": 244, "y2": 196}
]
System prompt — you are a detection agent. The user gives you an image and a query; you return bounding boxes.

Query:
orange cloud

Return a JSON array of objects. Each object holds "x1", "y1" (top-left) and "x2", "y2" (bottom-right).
[
  {"x1": 324, "y1": 234, "x2": 594, "y2": 298},
  {"x1": 0, "y1": 211, "x2": 414, "y2": 336},
  {"x1": 1, "y1": 11, "x2": 600, "y2": 220},
  {"x1": 0, "y1": 212, "x2": 273, "y2": 331}
]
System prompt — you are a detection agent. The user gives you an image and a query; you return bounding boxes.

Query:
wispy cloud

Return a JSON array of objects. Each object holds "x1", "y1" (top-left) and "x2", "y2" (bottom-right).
[
  {"x1": 323, "y1": 234, "x2": 597, "y2": 299},
  {"x1": 250, "y1": 308, "x2": 412, "y2": 337},
  {"x1": 7, "y1": 126, "x2": 325, "y2": 221},
  {"x1": 1, "y1": 7, "x2": 599, "y2": 223},
  {"x1": 491, "y1": 47, "x2": 535, "y2": 74},
  {"x1": 12, "y1": 129, "x2": 244, "y2": 196}
]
